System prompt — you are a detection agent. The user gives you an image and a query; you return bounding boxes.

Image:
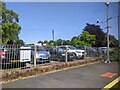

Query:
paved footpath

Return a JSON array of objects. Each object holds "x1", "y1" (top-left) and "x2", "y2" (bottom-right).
[{"x1": 2, "y1": 62, "x2": 119, "y2": 89}]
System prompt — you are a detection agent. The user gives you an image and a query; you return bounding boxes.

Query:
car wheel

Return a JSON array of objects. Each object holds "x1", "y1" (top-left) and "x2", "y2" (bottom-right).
[{"x1": 73, "y1": 53, "x2": 78, "y2": 60}]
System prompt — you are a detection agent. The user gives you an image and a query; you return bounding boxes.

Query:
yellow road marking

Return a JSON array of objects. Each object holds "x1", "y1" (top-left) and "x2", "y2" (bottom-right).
[
  {"x1": 0, "y1": 61, "x2": 99, "y2": 84},
  {"x1": 102, "y1": 76, "x2": 120, "y2": 90},
  {"x1": 10, "y1": 60, "x2": 20, "y2": 62}
]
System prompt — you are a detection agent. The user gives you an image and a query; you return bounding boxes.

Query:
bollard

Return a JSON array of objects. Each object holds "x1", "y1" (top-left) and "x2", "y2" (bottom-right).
[{"x1": 34, "y1": 45, "x2": 37, "y2": 67}]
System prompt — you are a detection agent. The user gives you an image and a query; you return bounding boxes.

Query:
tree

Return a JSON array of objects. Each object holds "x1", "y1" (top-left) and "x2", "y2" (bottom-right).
[
  {"x1": 48, "y1": 40, "x2": 54, "y2": 46},
  {"x1": 109, "y1": 34, "x2": 118, "y2": 47},
  {"x1": 63, "y1": 40, "x2": 70, "y2": 45},
  {"x1": 7, "y1": 40, "x2": 15, "y2": 44},
  {"x1": 55, "y1": 39, "x2": 62, "y2": 46},
  {"x1": 16, "y1": 39, "x2": 25, "y2": 46},
  {"x1": 26, "y1": 43, "x2": 34, "y2": 46},
  {"x1": 1, "y1": 2, "x2": 21, "y2": 44},
  {"x1": 79, "y1": 31, "x2": 96, "y2": 46},
  {"x1": 84, "y1": 23, "x2": 106, "y2": 47},
  {"x1": 70, "y1": 36, "x2": 79, "y2": 46},
  {"x1": 38, "y1": 40, "x2": 43, "y2": 45},
  {"x1": 44, "y1": 40, "x2": 48, "y2": 44},
  {"x1": 84, "y1": 23, "x2": 118, "y2": 47},
  {"x1": 70, "y1": 31, "x2": 96, "y2": 47}
]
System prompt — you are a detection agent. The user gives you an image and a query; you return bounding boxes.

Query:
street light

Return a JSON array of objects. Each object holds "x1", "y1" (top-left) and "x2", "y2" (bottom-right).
[
  {"x1": 52, "y1": 29, "x2": 55, "y2": 46},
  {"x1": 97, "y1": 2, "x2": 111, "y2": 63},
  {"x1": 118, "y1": 1, "x2": 120, "y2": 62},
  {"x1": 105, "y1": 1, "x2": 111, "y2": 63}
]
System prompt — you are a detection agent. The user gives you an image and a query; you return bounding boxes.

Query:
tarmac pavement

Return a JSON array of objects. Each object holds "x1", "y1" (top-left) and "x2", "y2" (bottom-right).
[{"x1": 2, "y1": 62, "x2": 119, "y2": 89}]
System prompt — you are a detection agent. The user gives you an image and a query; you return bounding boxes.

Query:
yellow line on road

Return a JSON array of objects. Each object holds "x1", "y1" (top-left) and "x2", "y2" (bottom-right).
[{"x1": 102, "y1": 76, "x2": 120, "y2": 90}]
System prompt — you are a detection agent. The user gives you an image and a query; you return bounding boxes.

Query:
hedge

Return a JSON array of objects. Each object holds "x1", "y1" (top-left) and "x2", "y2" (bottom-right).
[{"x1": 0, "y1": 57, "x2": 99, "y2": 82}]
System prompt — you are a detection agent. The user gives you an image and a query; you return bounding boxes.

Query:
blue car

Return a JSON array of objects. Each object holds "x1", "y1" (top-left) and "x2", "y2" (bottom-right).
[{"x1": 31, "y1": 46, "x2": 51, "y2": 64}]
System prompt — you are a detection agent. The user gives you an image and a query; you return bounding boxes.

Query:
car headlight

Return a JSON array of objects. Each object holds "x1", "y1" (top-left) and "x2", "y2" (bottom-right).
[
  {"x1": 61, "y1": 54, "x2": 65, "y2": 56},
  {"x1": 47, "y1": 52, "x2": 51, "y2": 57}
]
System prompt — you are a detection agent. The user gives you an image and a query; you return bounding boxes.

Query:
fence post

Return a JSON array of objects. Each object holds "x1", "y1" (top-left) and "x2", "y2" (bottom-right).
[
  {"x1": 65, "y1": 47, "x2": 68, "y2": 62},
  {"x1": 84, "y1": 45, "x2": 86, "y2": 59},
  {"x1": 34, "y1": 45, "x2": 37, "y2": 67}
]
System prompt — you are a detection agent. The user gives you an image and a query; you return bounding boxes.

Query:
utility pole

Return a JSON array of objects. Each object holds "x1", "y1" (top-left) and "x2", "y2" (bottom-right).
[
  {"x1": 118, "y1": 1, "x2": 120, "y2": 62},
  {"x1": 52, "y1": 29, "x2": 55, "y2": 46},
  {"x1": 105, "y1": 2, "x2": 111, "y2": 63}
]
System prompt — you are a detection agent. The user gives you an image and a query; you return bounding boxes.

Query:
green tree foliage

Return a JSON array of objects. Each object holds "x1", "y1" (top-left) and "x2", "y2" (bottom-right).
[
  {"x1": 48, "y1": 40, "x2": 54, "y2": 46},
  {"x1": 44, "y1": 40, "x2": 48, "y2": 44},
  {"x1": 38, "y1": 40, "x2": 43, "y2": 45},
  {"x1": 84, "y1": 23, "x2": 118, "y2": 47},
  {"x1": 79, "y1": 31, "x2": 96, "y2": 46},
  {"x1": 70, "y1": 36, "x2": 78, "y2": 46},
  {"x1": 1, "y1": 2, "x2": 21, "y2": 44},
  {"x1": 16, "y1": 39, "x2": 25, "y2": 46},
  {"x1": 63, "y1": 40, "x2": 70, "y2": 45},
  {"x1": 55, "y1": 39, "x2": 62, "y2": 46},
  {"x1": 26, "y1": 43, "x2": 34, "y2": 46},
  {"x1": 84, "y1": 23, "x2": 105, "y2": 47},
  {"x1": 70, "y1": 31, "x2": 96, "y2": 46},
  {"x1": 109, "y1": 34, "x2": 118, "y2": 47}
]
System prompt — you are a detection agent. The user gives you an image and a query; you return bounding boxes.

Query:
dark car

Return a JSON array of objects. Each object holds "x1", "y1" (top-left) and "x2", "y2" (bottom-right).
[
  {"x1": 30, "y1": 46, "x2": 51, "y2": 64},
  {"x1": 50, "y1": 47, "x2": 77, "y2": 62}
]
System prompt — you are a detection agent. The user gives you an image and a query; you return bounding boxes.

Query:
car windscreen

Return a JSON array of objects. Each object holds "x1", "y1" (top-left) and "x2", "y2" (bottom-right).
[
  {"x1": 68, "y1": 46, "x2": 76, "y2": 50},
  {"x1": 0, "y1": 46, "x2": 3, "y2": 52},
  {"x1": 57, "y1": 48, "x2": 64, "y2": 52},
  {"x1": 37, "y1": 46, "x2": 46, "y2": 51},
  {"x1": 76, "y1": 46, "x2": 84, "y2": 50}
]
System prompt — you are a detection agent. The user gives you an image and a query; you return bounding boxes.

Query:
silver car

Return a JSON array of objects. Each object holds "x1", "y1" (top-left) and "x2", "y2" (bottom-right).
[{"x1": 31, "y1": 46, "x2": 51, "y2": 63}]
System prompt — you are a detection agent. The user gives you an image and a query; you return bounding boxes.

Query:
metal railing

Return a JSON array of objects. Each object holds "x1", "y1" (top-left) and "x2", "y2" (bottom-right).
[
  {"x1": 0, "y1": 45, "x2": 98, "y2": 71},
  {"x1": 0, "y1": 45, "x2": 31, "y2": 70}
]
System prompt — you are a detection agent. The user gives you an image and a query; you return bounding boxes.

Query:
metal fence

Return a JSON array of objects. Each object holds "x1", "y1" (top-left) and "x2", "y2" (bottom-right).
[
  {"x1": 0, "y1": 45, "x2": 97, "y2": 71},
  {"x1": 0, "y1": 45, "x2": 31, "y2": 70},
  {"x1": 95, "y1": 47, "x2": 119, "y2": 62}
]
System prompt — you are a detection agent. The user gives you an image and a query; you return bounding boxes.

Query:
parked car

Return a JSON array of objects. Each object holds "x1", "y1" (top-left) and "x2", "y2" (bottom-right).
[
  {"x1": 75, "y1": 46, "x2": 97, "y2": 57},
  {"x1": 0, "y1": 45, "x2": 6, "y2": 63},
  {"x1": 98, "y1": 47, "x2": 107, "y2": 54},
  {"x1": 58, "y1": 45, "x2": 85, "y2": 59},
  {"x1": 50, "y1": 47, "x2": 77, "y2": 62},
  {"x1": 30, "y1": 46, "x2": 51, "y2": 64}
]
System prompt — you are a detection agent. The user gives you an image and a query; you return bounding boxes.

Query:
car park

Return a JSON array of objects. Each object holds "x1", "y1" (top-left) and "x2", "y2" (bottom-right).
[
  {"x1": 58, "y1": 45, "x2": 85, "y2": 59},
  {"x1": 50, "y1": 47, "x2": 77, "y2": 62},
  {"x1": 30, "y1": 46, "x2": 51, "y2": 64}
]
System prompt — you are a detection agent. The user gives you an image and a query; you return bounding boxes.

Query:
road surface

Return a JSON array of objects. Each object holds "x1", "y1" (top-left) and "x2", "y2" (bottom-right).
[{"x1": 2, "y1": 62, "x2": 119, "y2": 89}]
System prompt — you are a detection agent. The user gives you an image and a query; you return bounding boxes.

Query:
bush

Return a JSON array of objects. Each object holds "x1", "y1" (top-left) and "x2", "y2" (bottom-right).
[{"x1": 102, "y1": 47, "x2": 119, "y2": 62}]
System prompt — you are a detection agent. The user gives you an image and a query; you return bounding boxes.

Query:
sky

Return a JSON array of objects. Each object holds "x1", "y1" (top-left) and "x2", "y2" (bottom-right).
[{"x1": 6, "y1": 2, "x2": 118, "y2": 44}]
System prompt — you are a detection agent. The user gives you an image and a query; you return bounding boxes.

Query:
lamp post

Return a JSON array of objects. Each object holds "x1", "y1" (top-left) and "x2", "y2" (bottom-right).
[
  {"x1": 97, "y1": 2, "x2": 111, "y2": 63},
  {"x1": 118, "y1": 1, "x2": 120, "y2": 62},
  {"x1": 105, "y1": 2, "x2": 111, "y2": 63},
  {"x1": 52, "y1": 29, "x2": 55, "y2": 46}
]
